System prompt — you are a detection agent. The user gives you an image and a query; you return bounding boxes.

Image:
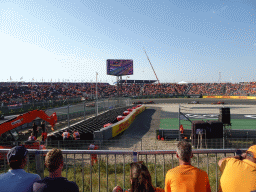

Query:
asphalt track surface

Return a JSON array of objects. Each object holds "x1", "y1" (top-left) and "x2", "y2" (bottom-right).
[
  {"x1": 1, "y1": 98, "x2": 255, "y2": 129},
  {"x1": 114, "y1": 98, "x2": 256, "y2": 140},
  {"x1": 132, "y1": 98, "x2": 256, "y2": 105}
]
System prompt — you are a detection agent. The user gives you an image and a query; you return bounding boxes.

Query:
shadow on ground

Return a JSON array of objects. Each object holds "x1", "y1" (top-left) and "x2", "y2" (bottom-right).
[{"x1": 103, "y1": 108, "x2": 157, "y2": 149}]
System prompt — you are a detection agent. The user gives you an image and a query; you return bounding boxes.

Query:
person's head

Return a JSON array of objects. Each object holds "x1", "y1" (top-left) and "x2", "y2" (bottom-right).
[
  {"x1": 7, "y1": 146, "x2": 28, "y2": 169},
  {"x1": 130, "y1": 162, "x2": 155, "y2": 192},
  {"x1": 176, "y1": 141, "x2": 193, "y2": 163},
  {"x1": 246, "y1": 145, "x2": 256, "y2": 163},
  {"x1": 45, "y1": 148, "x2": 63, "y2": 173}
]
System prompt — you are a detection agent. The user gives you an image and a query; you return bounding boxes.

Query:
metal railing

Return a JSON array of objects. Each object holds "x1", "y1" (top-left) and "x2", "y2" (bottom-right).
[
  {"x1": 0, "y1": 149, "x2": 246, "y2": 192},
  {"x1": 1, "y1": 137, "x2": 253, "y2": 151},
  {"x1": 47, "y1": 138, "x2": 256, "y2": 150}
]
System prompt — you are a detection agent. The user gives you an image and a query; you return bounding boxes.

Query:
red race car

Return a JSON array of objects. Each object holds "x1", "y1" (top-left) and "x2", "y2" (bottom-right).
[
  {"x1": 132, "y1": 101, "x2": 143, "y2": 104},
  {"x1": 144, "y1": 101, "x2": 155, "y2": 104},
  {"x1": 212, "y1": 101, "x2": 225, "y2": 105}
]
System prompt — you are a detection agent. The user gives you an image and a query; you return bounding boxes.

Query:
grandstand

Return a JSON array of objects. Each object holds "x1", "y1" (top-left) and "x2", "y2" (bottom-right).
[
  {"x1": 1, "y1": 81, "x2": 256, "y2": 107},
  {"x1": 1, "y1": 82, "x2": 256, "y2": 192}
]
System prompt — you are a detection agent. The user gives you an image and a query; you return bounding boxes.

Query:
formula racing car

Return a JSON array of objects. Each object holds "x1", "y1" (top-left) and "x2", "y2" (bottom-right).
[
  {"x1": 211, "y1": 101, "x2": 225, "y2": 105},
  {"x1": 188, "y1": 101, "x2": 200, "y2": 104},
  {"x1": 132, "y1": 101, "x2": 143, "y2": 104},
  {"x1": 86, "y1": 103, "x2": 95, "y2": 107},
  {"x1": 143, "y1": 101, "x2": 155, "y2": 104}
]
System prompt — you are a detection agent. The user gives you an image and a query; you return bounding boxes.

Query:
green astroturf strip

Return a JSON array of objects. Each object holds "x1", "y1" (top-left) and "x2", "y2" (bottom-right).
[{"x1": 160, "y1": 118, "x2": 256, "y2": 130}]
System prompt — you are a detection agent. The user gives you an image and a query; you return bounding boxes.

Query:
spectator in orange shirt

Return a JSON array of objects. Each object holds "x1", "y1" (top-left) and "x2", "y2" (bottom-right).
[
  {"x1": 62, "y1": 130, "x2": 70, "y2": 141},
  {"x1": 73, "y1": 131, "x2": 80, "y2": 140},
  {"x1": 165, "y1": 141, "x2": 211, "y2": 192},
  {"x1": 218, "y1": 146, "x2": 256, "y2": 192}
]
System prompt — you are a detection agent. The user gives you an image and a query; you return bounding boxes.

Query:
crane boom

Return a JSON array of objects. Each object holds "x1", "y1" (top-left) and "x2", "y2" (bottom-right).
[
  {"x1": 0, "y1": 110, "x2": 57, "y2": 136},
  {"x1": 143, "y1": 48, "x2": 160, "y2": 85}
]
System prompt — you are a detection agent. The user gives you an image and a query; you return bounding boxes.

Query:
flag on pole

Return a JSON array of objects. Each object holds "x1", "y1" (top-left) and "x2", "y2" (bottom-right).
[
  {"x1": 10, "y1": 76, "x2": 12, "y2": 81},
  {"x1": 179, "y1": 112, "x2": 192, "y2": 123}
]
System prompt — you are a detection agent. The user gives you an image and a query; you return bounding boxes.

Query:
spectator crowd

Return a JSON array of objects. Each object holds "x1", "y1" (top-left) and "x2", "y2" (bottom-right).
[
  {"x1": 1, "y1": 81, "x2": 256, "y2": 106},
  {"x1": 1, "y1": 141, "x2": 256, "y2": 191}
]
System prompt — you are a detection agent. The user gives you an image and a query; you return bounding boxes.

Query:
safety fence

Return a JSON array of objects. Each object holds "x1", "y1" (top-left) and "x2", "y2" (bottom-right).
[
  {"x1": 0, "y1": 137, "x2": 254, "y2": 151},
  {"x1": 0, "y1": 149, "x2": 245, "y2": 192},
  {"x1": 0, "y1": 98, "x2": 132, "y2": 143},
  {"x1": 0, "y1": 97, "x2": 82, "y2": 116},
  {"x1": 133, "y1": 94, "x2": 202, "y2": 99},
  {"x1": 46, "y1": 98, "x2": 132, "y2": 122},
  {"x1": 45, "y1": 138, "x2": 256, "y2": 150}
]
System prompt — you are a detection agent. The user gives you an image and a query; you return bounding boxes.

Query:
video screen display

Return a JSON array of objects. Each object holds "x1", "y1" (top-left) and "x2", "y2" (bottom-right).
[{"x1": 107, "y1": 59, "x2": 133, "y2": 76}]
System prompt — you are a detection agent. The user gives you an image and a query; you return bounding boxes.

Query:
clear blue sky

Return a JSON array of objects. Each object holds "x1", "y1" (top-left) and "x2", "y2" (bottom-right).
[{"x1": 0, "y1": 0, "x2": 255, "y2": 83}]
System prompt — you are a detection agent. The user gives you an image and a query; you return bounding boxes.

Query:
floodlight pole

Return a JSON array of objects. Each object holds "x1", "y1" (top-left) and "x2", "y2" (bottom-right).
[
  {"x1": 90, "y1": 80, "x2": 92, "y2": 99},
  {"x1": 178, "y1": 104, "x2": 181, "y2": 141},
  {"x1": 96, "y1": 72, "x2": 98, "y2": 116}
]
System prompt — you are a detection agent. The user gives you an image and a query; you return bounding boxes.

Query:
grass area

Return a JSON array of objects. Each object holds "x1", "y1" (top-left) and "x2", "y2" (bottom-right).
[
  {"x1": 160, "y1": 118, "x2": 256, "y2": 130},
  {"x1": 0, "y1": 154, "x2": 226, "y2": 192}
]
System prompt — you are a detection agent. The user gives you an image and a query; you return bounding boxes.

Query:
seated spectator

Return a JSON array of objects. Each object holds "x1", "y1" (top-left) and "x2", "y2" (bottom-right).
[
  {"x1": 165, "y1": 141, "x2": 211, "y2": 192},
  {"x1": 218, "y1": 145, "x2": 256, "y2": 192},
  {"x1": 113, "y1": 161, "x2": 164, "y2": 192},
  {"x1": 0, "y1": 146, "x2": 41, "y2": 192},
  {"x1": 33, "y1": 148, "x2": 79, "y2": 192}
]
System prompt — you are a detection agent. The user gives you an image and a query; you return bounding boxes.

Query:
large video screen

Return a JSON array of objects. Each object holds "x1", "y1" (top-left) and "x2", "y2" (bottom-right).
[{"x1": 107, "y1": 59, "x2": 133, "y2": 76}]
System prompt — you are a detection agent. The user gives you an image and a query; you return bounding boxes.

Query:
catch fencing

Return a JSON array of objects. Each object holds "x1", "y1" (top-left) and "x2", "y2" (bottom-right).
[
  {"x1": 0, "y1": 97, "x2": 82, "y2": 116},
  {"x1": 0, "y1": 98, "x2": 132, "y2": 142},
  {"x1": 0, "y1": 149, "x2": 246, "y2": 192}
]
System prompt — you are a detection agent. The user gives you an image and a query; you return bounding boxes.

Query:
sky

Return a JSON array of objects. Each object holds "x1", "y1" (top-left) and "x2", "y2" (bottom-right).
[{"x1": 0, "y1": 0, "x2": 255, "y2": 84}]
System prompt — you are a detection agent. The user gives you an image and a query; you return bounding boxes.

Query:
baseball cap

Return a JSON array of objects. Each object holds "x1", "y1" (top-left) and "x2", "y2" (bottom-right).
[
  {"x1": 247, "y1": 145, "x2": 256, "y2": 158},
  {"x1": 7, "y1": 146, "x2": 28, "y2": 163}
]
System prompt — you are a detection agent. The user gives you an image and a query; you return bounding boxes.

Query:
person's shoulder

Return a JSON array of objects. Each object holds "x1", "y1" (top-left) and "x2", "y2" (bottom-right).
[
  {"x1": 166, "y1": 166, "x2": 180, "y2": 176},
  {"x1": 63, "y1": 179, "x2": 79, "y2": 191},
  {"x1": 52, "y1": 177, "x2": 79, "y2": 191},
  {"x1": 0, "y1": 171, "x2": 10, "y2": 179},
  {"x1": 25, "y1": 172, "x2": 41, "y2": 180},
  {"x1": 196, "y1": 167, "x2": 208, "y2": 175},
  {"x1": 66, "y1": 179, "x2": 79, "y2": 187},
  {"x1": 221, "y1": 157, "x2": 237, "y2": 167}
]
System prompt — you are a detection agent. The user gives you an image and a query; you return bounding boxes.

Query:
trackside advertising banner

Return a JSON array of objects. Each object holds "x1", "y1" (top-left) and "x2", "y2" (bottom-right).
[
  {"x1": 203, "y1": 96, "x2": 256, "y2": 100},
  {"x1": 112, "y1": 106, "x2": 146, "y2": 138}
]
